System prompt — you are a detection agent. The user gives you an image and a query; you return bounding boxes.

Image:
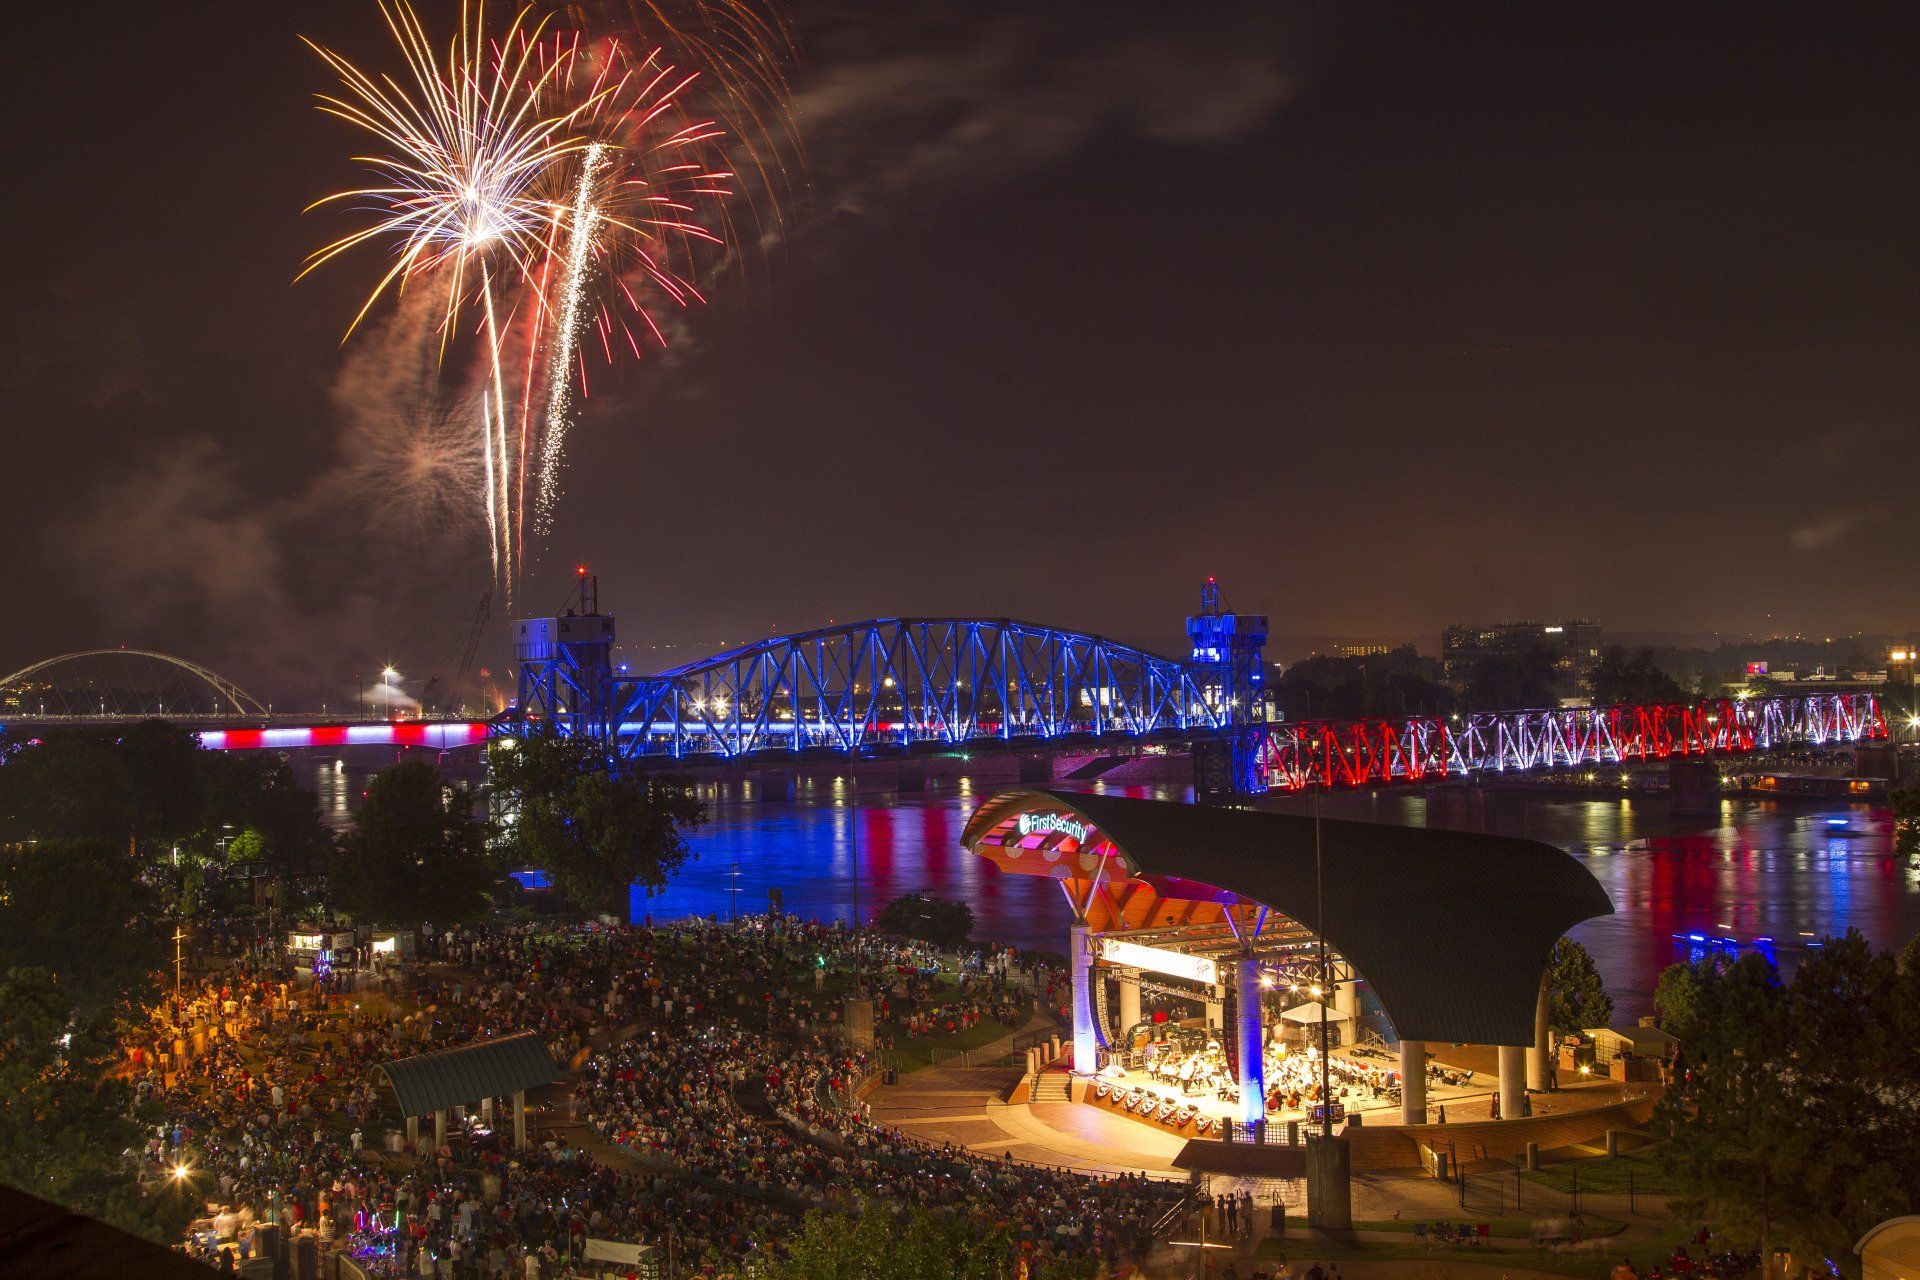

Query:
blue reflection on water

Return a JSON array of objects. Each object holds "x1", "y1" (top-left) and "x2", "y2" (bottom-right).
[{"x1": 631, "y1": 784, "x2": 1919, "y2": 1022}]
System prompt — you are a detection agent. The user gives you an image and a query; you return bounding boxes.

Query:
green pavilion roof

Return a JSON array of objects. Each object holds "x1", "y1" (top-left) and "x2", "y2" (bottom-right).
[{"x1": 379, "y1": 1031, "x2": 558, "y2": 1118}]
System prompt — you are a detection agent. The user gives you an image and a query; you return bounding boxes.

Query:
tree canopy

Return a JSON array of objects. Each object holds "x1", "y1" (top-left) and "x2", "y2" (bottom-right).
[
  {"x1": 1271, "y1": 645, "x2": 1454, "y2": 720},
  {"x1": 0, "y1": 966, "x2": 190, "y2": 1243},
  {"x1": 1891, "y1": 783, "x2": 1920, "y2": 866},
  {"x1": 488, "y1": 730, "x2": 705, "y2": 917},
  {"x1": 760, "y1": 1205, "x2": 1096, "y2": 1280},
  {"x1": 199, "y1": 751, "x2": 332, "y2": 877},
  {"x1": 0, "y1": 841, "x2": 166, "y2": 1012},
  {"x1": 876, "y1": 893, "x2": 975, "y2": 949},
  {"x1": 1545, "y1": 936, "x2": 1612, "y2": 1036},
  {"x1": 330, "y1": 758, "x2": 493, "y2": 925},
  {"x1": 1653, "y1": 932, "x2": 1920, "y2": 1278},
  {"x1": 1587, "y1": 645, "x2": 1686, "y2": 706},
  {"x1": 0, "y1": 724, "x2": 331, "y2": 916}
]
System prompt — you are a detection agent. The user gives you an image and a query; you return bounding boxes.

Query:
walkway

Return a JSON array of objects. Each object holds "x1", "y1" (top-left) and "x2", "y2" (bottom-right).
[{"x1": 869, "y1": 1064, "x2": 1190, "y2": 1178}]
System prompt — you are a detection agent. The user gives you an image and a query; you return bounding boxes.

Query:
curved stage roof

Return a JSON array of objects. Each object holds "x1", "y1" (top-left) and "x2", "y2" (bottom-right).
[{"x1": 962, "y1": 788, "x2": 1613, "y2": 1046}]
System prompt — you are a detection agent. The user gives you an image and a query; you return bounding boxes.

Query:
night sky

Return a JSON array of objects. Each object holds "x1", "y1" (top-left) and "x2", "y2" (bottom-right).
[{"x1": 3, "y1": 3, "x2": 1916, "y2": 704}]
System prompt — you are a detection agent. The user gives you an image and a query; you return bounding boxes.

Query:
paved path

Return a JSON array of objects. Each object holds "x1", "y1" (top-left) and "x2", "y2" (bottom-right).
[{"x1": 869, "y1": 1063, "x2": 1190, "y2": 1178}]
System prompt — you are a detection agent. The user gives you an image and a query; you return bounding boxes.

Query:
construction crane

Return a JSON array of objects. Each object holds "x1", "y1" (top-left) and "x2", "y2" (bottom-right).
[{"x1": 424, "y1": 591, "x2": 492, "y2": 715}]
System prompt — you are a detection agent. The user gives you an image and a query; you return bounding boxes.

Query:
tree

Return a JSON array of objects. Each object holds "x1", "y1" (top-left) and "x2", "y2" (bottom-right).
[
  {"x1": 1587, "y1": 645, "x2": 1685, "y2": 706},
  {"x1": 225, "y1": 828, "x2": 268, "y2": 865},
  {"x1": 876, "y1": 893, "x2": 975, "y2": 949},
  {"x1": 1652, "y1": 956, "x2": 1716, "y2": 1036},
  {"x1": 200, "y1": 752, "x2": 332, "y2": 878},
  {"x1": 115, "y1": 720, "x2": 207, "y2": 855},
  {"x1": 0, "y1": 729, "x2": 138, "y2": 848},
  {"x1": 1655, "y1": 933, "x2": 1920, "y2": 1279},
  {"x1": 1272, "y1": 646, "x2": 1454, "y2": 721},
  {"x1": 1891, "y1": 783, "x2": 1920, "y2": 865},
  {"x1": 1462, "y1": 646, "x2": 1560, "y2": 712},
  {"x1": 1544, "y1": 937, "x2": 1611, "y2": 1036},
  {"x1": 0, "y1": 841, "x2": 166, "y2": 1012},
  {"x1": 0, "y1": 967, "x2": 191, "y2": 1243},
  {"x1": 490, "y1": 731, "x2": 704, "y2": 917},
  {"x1": 0, "y1": 724, "x2": 327, "y2": 917},
  {"x1": 331, "y1": 759, "x2": 493, "y2": 925},
  {"x1": 762, "y1": 1206, "x2": 1096, "y2": 1280}
]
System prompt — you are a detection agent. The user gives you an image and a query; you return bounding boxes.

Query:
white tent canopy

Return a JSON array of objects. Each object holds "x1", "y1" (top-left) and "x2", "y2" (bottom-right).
[{"x1": 1278, "y1": 1000, "x2": 1353, "y2": 1024}]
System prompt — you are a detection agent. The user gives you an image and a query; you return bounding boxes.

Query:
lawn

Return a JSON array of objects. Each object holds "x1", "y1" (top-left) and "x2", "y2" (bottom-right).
[
  {"x1": 1523, "y1": 1148, "x2": 1679, "y2": 1196},
  {"x1": 889, "y1": 1014, "x2": 1027, "y2": 1074}
]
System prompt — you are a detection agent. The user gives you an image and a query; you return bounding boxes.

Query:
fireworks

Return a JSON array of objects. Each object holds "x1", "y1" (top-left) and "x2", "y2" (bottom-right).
[{"x1": 303, "y1": 0, "x2": 751, "y2": 596}]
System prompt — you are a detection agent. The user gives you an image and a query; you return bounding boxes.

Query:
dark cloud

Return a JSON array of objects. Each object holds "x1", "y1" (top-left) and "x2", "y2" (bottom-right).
[{"x1": 786, "y1": 7, "x2": 1290, "y2": 216}]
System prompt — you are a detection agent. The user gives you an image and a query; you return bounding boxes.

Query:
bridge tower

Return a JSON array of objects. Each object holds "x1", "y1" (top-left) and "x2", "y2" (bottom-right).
[
  {"x1": 1186, "y1": 577, "x2": 1270, "y2": 798},
  {"x1": 1186, "y1": 576, "x2": 1268, "y2": 724},
  {"x1": 512, "y1": 570, "x2": 616, "y2": 743}
]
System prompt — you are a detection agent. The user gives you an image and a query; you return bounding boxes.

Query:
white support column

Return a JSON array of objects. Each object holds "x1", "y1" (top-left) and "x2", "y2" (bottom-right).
[
  {"x1": 1070, "y1": 924, "x2": 1098, "y2": 1075},
  {"x1": 433, "y1": 1109, "x2": 447, "y2": 1148},
  {"x1": 1497, "y1": 1045, "x2": 1526, "y2": 1120},
  {"x1": 512, "y1": 1090, "x2": 527, "y2": 1150},
  {"x1": 1528, "y1": 973, "x2": 1552, "y2": 1092},
  {"x1": 1334, "y1": 980, "x2": 1359, "y2": 1047},
  {"x1": 405, "y1": 1115, "x2": 419, "y2": 1146},
  {"x1": 1399, "y1": 1039, "x2": 1427, "y2": 1126},
  {"x1": 481, "y1": 1096, "x2": 495, "y2": 1127},
  {"x1": 1118, "y1": 969, "x2": 1142, "y2": 1035},
  {"x1": 1235, "y1": 954, "x2": 1266, "y2": 1126}
]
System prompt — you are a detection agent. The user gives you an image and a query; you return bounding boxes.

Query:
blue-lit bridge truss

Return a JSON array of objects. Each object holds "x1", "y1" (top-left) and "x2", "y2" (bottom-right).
[
  {"x1": 517, "y1": 617, "x2": 1235, "y2": 763},
  {"x1": 507, "y1": 613, "x2": 1888, "y2": 793}
]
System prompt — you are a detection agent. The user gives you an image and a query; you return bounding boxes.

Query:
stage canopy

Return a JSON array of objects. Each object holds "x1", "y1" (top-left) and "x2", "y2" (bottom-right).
[{"x1": 962, "y1": 788, "x2": 1612, "y2": 1046}]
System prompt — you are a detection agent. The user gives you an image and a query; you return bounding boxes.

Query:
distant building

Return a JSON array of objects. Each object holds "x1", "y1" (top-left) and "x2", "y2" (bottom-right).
[
  {"x1": 1334, "y1": 643, "x2": 1391, "y2": 659},
  {"x1": 1441, "y1": 620, "x2": 1602, "y2": 702}
]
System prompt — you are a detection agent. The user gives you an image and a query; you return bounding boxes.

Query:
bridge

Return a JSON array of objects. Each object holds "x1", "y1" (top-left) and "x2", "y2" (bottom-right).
[
  {"x1": 0, "y1": 649, "x2": 270, "y2": 721},
  {"x1": 1253, "y1": 694, "x2": 1886, "y2": 791},
  {"x1": 5, "y1": 588, "x2": 1890, "y2": 797},
  {"x1": 499, "y1": 579, "x2": 1889, "y2": 796}
]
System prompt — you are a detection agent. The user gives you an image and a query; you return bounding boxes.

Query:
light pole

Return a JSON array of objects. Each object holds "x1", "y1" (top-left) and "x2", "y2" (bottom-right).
[
  {"x1": 173, "y1": 925, "x2": 186, "y2": 1016},
  {"x1": 849, "y1": 785, "x2": 863, "y2": 997},
  {"x1": 1315, "y1": 786, "x2": 1332, "y2": 1139}
]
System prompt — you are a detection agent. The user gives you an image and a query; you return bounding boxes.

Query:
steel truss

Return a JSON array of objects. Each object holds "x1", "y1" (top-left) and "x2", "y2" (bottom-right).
[
  {"x1": 1252, "y1": 694, "x2": 1888, "y2": 791},
  {"x1": 549, "y1": 618, "x2": 1230, "y2": 762}
]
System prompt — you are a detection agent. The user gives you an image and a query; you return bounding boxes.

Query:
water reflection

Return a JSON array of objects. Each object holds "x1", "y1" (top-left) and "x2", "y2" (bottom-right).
[
  {"x1": 1312, "y1": 791, "x2": 1916, "y2": 1018},
  {"x1": 315, "y1": 756, "x2": 1919, "y2": 1023}
]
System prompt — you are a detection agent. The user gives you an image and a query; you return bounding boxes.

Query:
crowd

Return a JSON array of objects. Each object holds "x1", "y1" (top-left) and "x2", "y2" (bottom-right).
[
  {"x1": 579, "y1": 918, "x2": 1175, "y2": 1270},
  {"x1": 132, "y1": 915, "x2": 1163, "y2": 1278}
]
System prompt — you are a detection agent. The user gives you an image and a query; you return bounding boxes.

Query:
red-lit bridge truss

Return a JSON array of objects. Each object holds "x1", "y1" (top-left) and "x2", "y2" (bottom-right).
[{"x1": 1254, "y1": 693, "x2": 1888, "y2": 791}]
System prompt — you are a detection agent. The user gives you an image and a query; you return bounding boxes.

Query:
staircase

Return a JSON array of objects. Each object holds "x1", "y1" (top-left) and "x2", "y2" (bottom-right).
[
  {"x1": 1345, "y1": 1097, "x2": 1658, "y2": 1172},
  {"x1": 1029, "y1": 1070, "x2": 1073, "y2": 1103}
]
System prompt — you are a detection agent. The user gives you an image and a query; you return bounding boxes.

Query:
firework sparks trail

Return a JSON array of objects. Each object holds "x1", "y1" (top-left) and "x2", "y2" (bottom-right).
[
  {"x1": 536, "y1": 141, "x2": 607, "y2": 530},
  {"x1": 303, "y1": 0, "x2": 755, "y2": 597}
]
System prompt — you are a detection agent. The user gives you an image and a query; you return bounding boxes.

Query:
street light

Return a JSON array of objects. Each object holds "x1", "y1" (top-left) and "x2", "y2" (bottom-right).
[{"x1": 1893, "y1": 644, "x2": 1918, "y2": 742}]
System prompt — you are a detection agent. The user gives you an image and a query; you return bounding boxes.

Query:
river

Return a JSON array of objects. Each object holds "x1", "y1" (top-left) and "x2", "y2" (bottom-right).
[{"x1": 639, "y1": 779, "x2": 1920, "y2": 1021}]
